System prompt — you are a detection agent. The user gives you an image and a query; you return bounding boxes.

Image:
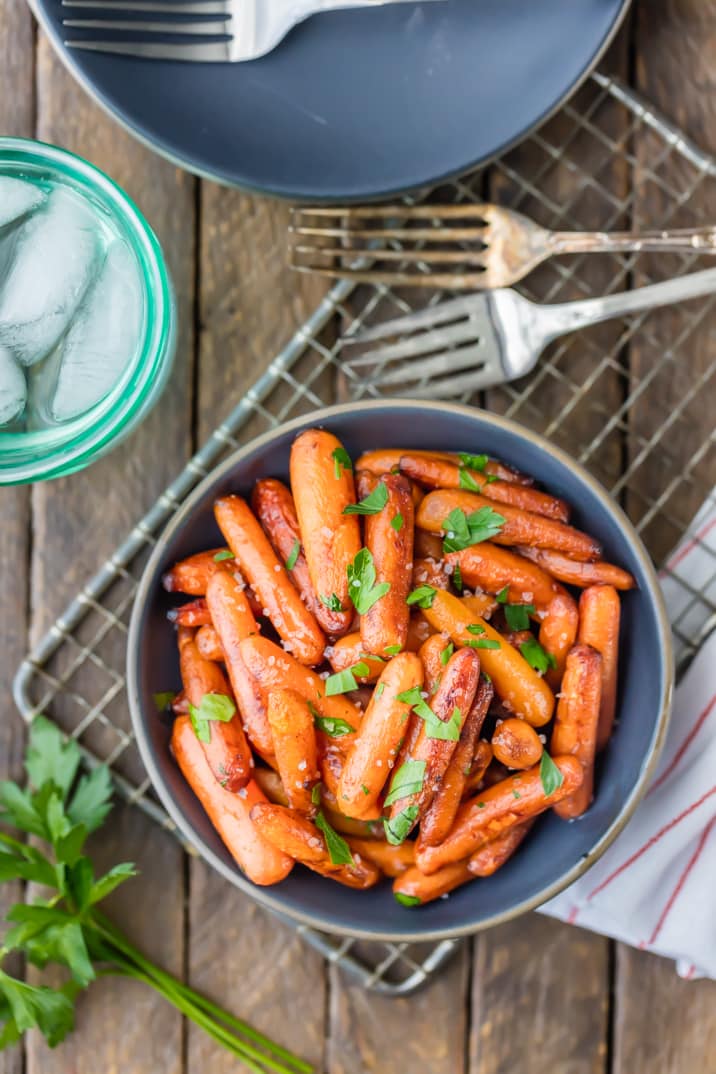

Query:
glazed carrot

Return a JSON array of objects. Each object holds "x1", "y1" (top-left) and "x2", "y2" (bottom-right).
[
  {"x1": 399, "y1": 454, "x2": 570, "y2": 522},
  {"x1": 415, "y1": 755, "x2": 583, "y2": 873},
  {"x1": 266, "y1": 689, "x2": 320, "y2": 815},
  {"x1": 290, "y1": 429, "x2": 361, "y2": 635},
  {"x1": 414, "y1": 530, "x2": 445, "y2": 560},
  {"x1": 502, "y1": 628, "x2": 534, "y2": 649},
  {"x1": 412, "y1": 557, "x2": 450, "y2": 592},
  {"x1": 167, "y1": 597, "x2": 213, "y2": 628},
  {"x1": 446, "y1": 543, "x2": 559, "y2": 614},
  {"x1": 393, "y1": 861, "x2": 474, "y2": 906},
  {"x1": 422, "y1": 591, "x2": 555, "y2": 726},
  {"x1": 515, "y1": 546, "x2": 636, "y2": 591},
  {"x1": 419, "y1": 633, "x2": 452, "y2": 695},
  {"x1": 420, "y1": 676, "x2": 494, "y2": 847},
  {"x1": 252, "y1": 766, "x2": 382, "y2": 839},
  {"x1": 550, "y1": 644, "x2": 602, "y2": 819},
  {"x1": 406, "y1": 614, "x2": 435, "y2": 651},
  {"x1": 578, "y1": 585, "x2": 621, "y2": 751},
  {"x1": 468, "y1": 821, "x2": 534, "y2": 877},
  {"x1": 338, "y1": 652, "x2": 423, "y2": 818},
  {"x1": 355, "y1": 449, "x2": 533, "y2": 486},
  {"x1": 205, "y1": 571, "x2": 274, "y2": 761},
  {"x1": 238, "y1": 636, "x2": 362, "y2": 749},
  {"x1": 252, "y1": 766, "x2": 289, "y2": 806},
  {"x1": 195, "y1": 624, "x2": 223, "y2": 662},
  {"x1": 162, "y1": 549, "x2": 229, "y2": 595},
  {"x1": 360, "y1": 472, "x2": 415, "y2": 655},
  {"x1": 417, "y1": 490, "x2": 601, "y2": 561},
  {"x1": 325, "y1": 633, "x2": 385, "y2": 683},
  {"x1": 462, "y1": 740, "x2": 494, "y2": 795},
  {"x1": 386, "y1": 647, "x2": 480, "y2": 838},
  {"x1": 250, "y1": 803, "x2": 380, "y2": 889},
  {"x1": 251, "y1": 478, "x2": 341, "y2": 632},
  {"x1": 171, "y1": 716, "x2": 292, "y2": 886},
  {"x1": 538, "y1": 589, "x2": 579, "y2": 687},
  {"x1": 460, "y1": 593, "x2": 498, "y2": 621},
  {"x1": 491, "y1": 717, "x2": 543, "y2": 770},
  {"x1": 214, "y1": 495, "x2": 326, "y2": 666},
  {"x1": 177, "y1": 626, "x2": 252, "y2": 791},
  {"x1": 346, "y1": 838, "x2": 415, "y2": 878}
]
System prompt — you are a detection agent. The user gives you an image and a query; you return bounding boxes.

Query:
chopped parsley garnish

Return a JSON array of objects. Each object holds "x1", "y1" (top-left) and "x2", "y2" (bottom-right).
[
  {"x1": 466, "y1": 623, "x2": 486, "y2": 635},
  {"x1": 496, "y1": 585, "x2": 510, "y2": 603},
  {"x1": 313, "y1": 713, "x2": 356, "y2": 736},
  {"x1": 391, "y1": 513, "x2": 404, "y2": 532},
  {"x1": 384, "y1": 759, "x2": 426, "y2": 807},
  {"x1": 458, "y1": 452, "x2": 489, "y2": 472},
  {"x1": 439, "y1": 642, "x2": 454, "y2": 667},
  {"x1": 213, "y1": 550, "x2": 235, "y2": 563},
  {"x1": 406, "y1": 584, "x2": 437, "y2": 609},
  {"x1": 315, "y1": 812, "x2": 354, "y2": 866},
  {"x1": 285, "y1": 540, "x2": 300, "y2": 571},
  {"x1": 152, "y1": 692, "x2": 175, "y2": 713},
  {"x1": 384, "y1": 644, "x2": 402, "y2": 656},
  {"x1": 332, "y1": 446, "x2": 353, "y2": 479},
  {"x1": 442, "y1": 506, "x2": 506, "y2": 553},
  {"x1": 384, "y1": 806, "x2": 419, "y2": 846},
  {"x1": 453, "y1": 563, "x2": 463, "y2": 592},
  {"x1": 465, "y1": 638, "x2": 501, "y2": 651},
  {"x1": 188, "y1": 693, "x2": 236, "y2": 744},
  {"x1": 311, "y1": 783, "x2": 322, "y2": 805},
  {"x1": 347, "y1": 549, "x2": 390, "y2": 614},
  {"x1": 458, "y1": 467, "x2": 482, "y2": 493},
  {"x1": 320, "y1": 592, "x2": 344, "y2": 612},
  {"x1": 540, "y1": 752, "x2": 564, "y2": 797},
  {"x1": 375, "y1": 682, "x2": 386, "y2": 699},
  {"x1": 343, "y1": 482, "x2": 389, "y2": 516},
  {"x1": 504, "y1": 603, "x2": 535, "y2": 632},
  {"x1": 520, "y1": 637, "x2": 557, "y2": 674},
  {"x1": 396, "y1": 686, "x2": 461, "y2": 741},
  {"x1": 325, "y1": 668, "x2": 358, "y2": 696},
  {"x1": 394, "y1": 892, "x2": 421, "y2": 907},
  {"x1": 361, "y1": 784, "x2": 370, "y2": 796}
]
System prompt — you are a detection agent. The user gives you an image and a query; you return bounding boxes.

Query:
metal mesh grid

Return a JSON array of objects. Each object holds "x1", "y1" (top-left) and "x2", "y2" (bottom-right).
[{"x1": 13, "y1": 71, "x2": 716, "y2": 995}]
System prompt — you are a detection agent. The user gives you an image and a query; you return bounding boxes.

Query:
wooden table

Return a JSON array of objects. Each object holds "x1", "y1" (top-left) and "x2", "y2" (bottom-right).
[{"x1": 2, "y1": 3, "x2": 716, "y2": 1071}]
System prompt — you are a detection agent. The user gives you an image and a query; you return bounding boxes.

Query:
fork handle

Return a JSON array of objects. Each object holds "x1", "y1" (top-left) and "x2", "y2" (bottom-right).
[
  {"x1": 549, "y1": 226, "x2": 716, "y2": 255},
  {"x1": 539, "y1": 266, "x2": 716, "y2": 340}
]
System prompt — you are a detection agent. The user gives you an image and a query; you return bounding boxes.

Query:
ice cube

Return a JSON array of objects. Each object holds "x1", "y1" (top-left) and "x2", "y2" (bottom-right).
[
  {"x1": 32, "y1": 239, "x2": 143, "y2": 424},
  {"x1": 0, "y1": 177, "x2": 45, "y2": 230},
  {"x1": 0, "y1": 344, "x2": 27, "y2": 426},
  {"x1": 0, "y1": 186, "x2": 100, "y2": 366}
]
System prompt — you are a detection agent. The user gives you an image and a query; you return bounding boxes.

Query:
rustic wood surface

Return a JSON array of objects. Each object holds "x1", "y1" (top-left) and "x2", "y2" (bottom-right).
[{"x1": 1, "y1": 3, "x2": 715, "y2": 1072}]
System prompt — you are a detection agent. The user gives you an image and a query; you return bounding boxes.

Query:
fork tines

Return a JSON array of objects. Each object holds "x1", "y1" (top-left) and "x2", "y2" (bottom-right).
[
  {"x1": 288, "y1": 204, "x2": 492, "y2": 289},
  {"x1": 62, "y1": 0, "x2": 232, "y2": 57}
]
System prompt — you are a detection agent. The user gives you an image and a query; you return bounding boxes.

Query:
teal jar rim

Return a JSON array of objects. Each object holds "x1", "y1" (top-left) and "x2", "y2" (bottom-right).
[{"x1": 0, "y1": 137, "x2": 175, "y2": 484}]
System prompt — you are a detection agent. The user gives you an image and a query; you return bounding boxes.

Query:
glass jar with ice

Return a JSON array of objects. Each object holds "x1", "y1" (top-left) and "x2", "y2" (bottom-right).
[{"x1": 0, "y1": 139, "x2": 175, "y2": 483}]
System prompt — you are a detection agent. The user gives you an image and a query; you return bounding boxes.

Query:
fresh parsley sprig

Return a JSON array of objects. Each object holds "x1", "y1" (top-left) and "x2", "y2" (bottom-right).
[
  {"x1": 442, "y1": 507, "x2": 505, "y2": 554},
  {"x1": 0, "y1": 718, "x2": 312, "y2": 1074},
  {"x1": 347, "y1": 549, "x2": 390, "y2": 615}
]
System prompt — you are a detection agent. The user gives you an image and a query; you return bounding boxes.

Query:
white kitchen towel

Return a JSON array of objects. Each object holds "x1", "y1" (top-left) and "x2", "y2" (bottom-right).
[{"x1": 542, "y1": 488, "x2": 716, "y2": 979}]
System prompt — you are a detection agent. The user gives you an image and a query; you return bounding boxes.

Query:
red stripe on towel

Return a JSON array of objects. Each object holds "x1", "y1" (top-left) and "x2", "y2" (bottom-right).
[
  {"x1": 645, "y1": 817, "x2": 716, "y2": 947},
  {"x1": 648, "y1": 692, "x2": 716, "y2": 795}
]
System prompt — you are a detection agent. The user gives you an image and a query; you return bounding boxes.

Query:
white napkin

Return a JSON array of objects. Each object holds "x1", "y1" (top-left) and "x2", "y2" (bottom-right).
[{"x1": 542, "y1": 488, "x2": 716, "y2": 979}]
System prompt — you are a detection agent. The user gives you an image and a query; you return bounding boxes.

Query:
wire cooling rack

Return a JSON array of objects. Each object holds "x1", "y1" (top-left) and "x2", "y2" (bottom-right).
[{"x1": 13, "y1": 70, "x2": 716, "y2": 995}]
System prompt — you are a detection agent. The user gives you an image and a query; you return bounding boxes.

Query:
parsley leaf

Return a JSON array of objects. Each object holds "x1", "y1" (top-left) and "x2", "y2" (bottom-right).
[
  {"x1": 466, "y1": 623, "x2": 485, "y2": 634},
  {"x1": 188, "y1": 693, "x2": 236, "y2": 744},
  {"x1": 458, "y1": 452, "x2": 489, "y2": 472},
  {"x1": 504, "y1": 603, "x2": 535, "y2": 631},
  {"x1": 152, "y1": 692, "x2": 175, "y2": 713},
  {"x1": 394, "y1": 892, "x2": 421, "y2": 908},
  {"x1": 384, "y1": 806, "x2": 419, "y2": 846},
  {"x1": 315, "y1": 812, "x2": 354, "y2": 866},
  {"x1": 440, "y1": 642, "x2": 454, "y2": 667},
  {"x1": 452, "y1": 563, "x2": 463, "y2": 592},
  {"x1": 395, "y1": 688, "x2": 461, "y2": 741},
  {"x1": 391, "y1": 513, "x2": 404, "y2": 532},
  {"x1": 285, "y1": 540, "x2": 300, "y2": 571},
  {"x1": 384, "y1": 759, "x2": 426, "y2": 807},
  {"x1": 496, "y1": 585, "x2": 510, "y2": 604},
  {"x1": 406, "y1": 584, "x2": 437, "y2": 609},
  {"x1": 384, "y1": 644, "x2": 402, "y2": 656},
  {"x1": 314, "y1": 713, "x2": 356, "y2": 736},
  {"x1": 325, "y1": 668, "x2": 359, "y2": 695},
  {"x1": 320, "y1": 592, "x2": 344, "y2": 612},
  {"x1": 0, "y1": 971, "x2": 75, "y2": 1047},
  {"x1": 520, "y1": 637, "x2": 557, "y2": 674},
  {"x1": 332, "y1": 446, "x2": 353, "y2": 479},
  {"x1": 347, "y1": 549, "x2": 390, "y2": 614},
  {"x1": 311, "y1": 783, "x2": 322, "y2": 805},
  {"x1": 67, "y1": 767, "x2": 113, "y2": 834},
  {"x1": 343, "y1": 482, "x2": 389, "y2": 516},
  {"x1": 458, "y1": 468, "x2": 482, "y2": 493},
  {"x1": 25, "y1": 716, "x2": 81, "y2": 799},
  {"x1": 466, "y1": 638, "x2": 501, "y2": 650},
  {"x1": 375, "y1": 682, "x2": 386, "y2": 699},
  {"x1": 540, "y1": 752, "x2": 564, "y2": 797},
  {"x1": 213, "y1": 550, "x2": 235, "y2": 563},
  {"x1": 442, "y1": 507, "x2": 505, "y2": 553}
]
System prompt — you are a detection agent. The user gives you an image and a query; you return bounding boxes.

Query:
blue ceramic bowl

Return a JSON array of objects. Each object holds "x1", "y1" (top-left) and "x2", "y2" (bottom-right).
[{"x1": 127, "y1": 401, "x2": 672, "y2": 941}]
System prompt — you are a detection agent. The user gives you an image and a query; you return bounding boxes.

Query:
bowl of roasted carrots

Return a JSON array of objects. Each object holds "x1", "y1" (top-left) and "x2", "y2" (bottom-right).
[{"x1": 127, "y1": 401, "x2": 672, "y2": 940}]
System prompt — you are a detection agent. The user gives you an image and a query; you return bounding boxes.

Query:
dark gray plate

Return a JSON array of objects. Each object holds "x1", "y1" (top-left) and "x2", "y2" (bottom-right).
[
  {"x1": 34, "y1": 0, "x2": 629, "y2": 200},
  {"x1": 127, "y1": 401, "x2": 672, "y2": 942}
]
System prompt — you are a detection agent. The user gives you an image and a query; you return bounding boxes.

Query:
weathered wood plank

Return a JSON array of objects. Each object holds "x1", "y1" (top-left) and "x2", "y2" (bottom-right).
[
  {"x1": 614, "y1": 2, "x2": 716, "y2": 1066},
  {"x1": 187, "y1": 185, "x2": 330, "y2": 1074},
  {"x1": 25, "y1": 30, "x2": 195, "y2": 1074}
]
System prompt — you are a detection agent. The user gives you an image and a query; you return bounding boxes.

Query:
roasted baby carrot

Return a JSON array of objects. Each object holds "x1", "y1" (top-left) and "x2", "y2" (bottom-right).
[
  {"x1": 399, "y1": 454, "x2": 570, "y2": 522},
  {"x1": 578, "y1": 585, "x2": 621, "y2": 752},
  {"x1": 422, "y1": 591, "x2": 555, "y2": 726},
  {"x1": 420, "y1": 676, "x2": 494, "y2": 847},
  {"x1": 171, "y1": 716, "x2": 292, "y2": 886},
  {"x1": 406, "y1": 614, "x2": 435, "y2": 651},
  {"x1": 167, "y1": 597, "x2": 213, "y2": 628},
  {"x1": 392, "y1": 861, "x2": 474, "y2": 906},
  {"x1": 386, "y1": 647, "x2": 480, "y2": 839},
  {"x1": 415, "y1": 755, "x2": 583, "y2": 873},
  {"x1": 468, "y1": 820, "x2": 534, "y2": 877},
  {"x1": 266, "y1": 689, "x2": 320, "y2": 815},
  {"x1": 360, "y1": 472, "x2": 415, "y2": 655},
  {"x1": 195, "y1": 624, "x2": 223, "y2": 662},
  {"x1": 346, "y1": 837, "x2": 415, "y2": 877},
  {"x1": 537, "y1": 589, "x2": 579, "y2": 687},
  {"x1": 414, "y1": 529, "x2": 445, "y2": 560},
  {"x1": 215, "y1": 495, "x2": 326, "y2": 666},
  {"x1": 205, "y1": 571, "x2": 274, "y2": 761},
  {"x1": 515, "y1": 546, "x2": 636, "y2": 590},
  {"x1": 325, "y1": 633, "x2": 385, "y2": 683},
  {"x1": 251, "y1": 478, "x2": 340, "y2": 631},
  {"x1": 355, "y1": 448, "x2": 533, "y2": 486},
  {"x1": 412, "y1": 557, "x2": 450, "y2": 592},
  {"x1": 491, "y1": 717, "x2": 543, "y2": 770},
  {"x1": 290, "y1": 429, "x2": 361, "y2": 635},
  {"x1": 550, "y1": 643, "x2": 603, "y2": 819},
  {"x1": 417, "y1": 489, "x2": 601, "y2": 561},
  {"x1": 418, "y1": 633, "x2": 452, "y2": 694},
  {"x1": 446, "y1": 542, "x2": 559, "y2": 614},
  {"x1": 460, "y1": 593, "x2": 498, "y2": 621},
  {"x1": 250, "y1": 803, "x2": 380, "y2": 889},
  {"x1": 462, "y1": 740, "x2": 494, "y2": 796},
  {"x1": 177, "y1": 626, "x2": 252, "y2": 791},
  {"x1": 162, "y1": 549, "x2": 230, "y2": 595},
  {"x1": 337, "y1": 652, "x2": 423, "y2": 818}
]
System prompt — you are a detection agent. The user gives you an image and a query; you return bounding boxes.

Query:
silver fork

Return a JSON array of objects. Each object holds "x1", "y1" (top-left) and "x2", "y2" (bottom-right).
[
  {"x1": 290, "y1": 203, "x2": 716, "y2": 289},
  {"x1": 345, "y1": 266, "x2": 716, "y2": 398},
  {"x1": 62, "y1": 0, "x2": 436, "y2": 63}
]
